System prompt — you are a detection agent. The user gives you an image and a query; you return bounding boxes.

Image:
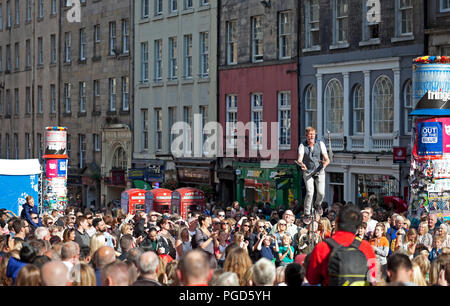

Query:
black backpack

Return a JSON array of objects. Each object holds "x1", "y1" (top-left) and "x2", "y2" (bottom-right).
[{"x1": 325, "y1": 237, "x2": 370, "y2": 286}]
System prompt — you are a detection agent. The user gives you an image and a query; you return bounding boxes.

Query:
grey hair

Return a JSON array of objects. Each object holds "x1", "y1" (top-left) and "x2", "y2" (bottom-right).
[
  {"x1": 213, "y1": 272, "x2": 240, "y2": 286},
  {"x1": 35, "y1": 227, "x2": 50, "y2": 240},
  {"x1": 252, "y1": 258, "x2": 276, "y2": 286},
  {"x1": 137, "y1": 251, "x2": 159, "y2": 275}
]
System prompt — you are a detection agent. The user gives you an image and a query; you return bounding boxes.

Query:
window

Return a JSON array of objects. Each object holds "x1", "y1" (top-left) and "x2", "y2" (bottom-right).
[
  {"x1": 305, "y1": 85, "x2": 317, "y2": 129},
  {"x1": 362, "y1": 0, "x2": 380, "y2": 41},
  {"x1": 51, "y1": 0, "x2": 57, "y2": 15},
  {"x1": 5, "y1": 134, "x2": 10, "y2": 159},
  {"x1": 25, "y1": 133, "x2": 31, "y2": 159},
  {"x1": 141, "y1": 42, "x2": 149, "y2": 82},
  {"x1": 64, "y1": 83, "x2": 71, "y2": 113},
  {"x1": 403, "y1": 79, "x2": 413, "y2": 134},
  {"x1": 201, "y1": 0, "x2": 209, "y2": 5},
  {"x1": 37, "y1": 133, "x2": 42, "y2": 160},
  {"x1": 142, "y1": 0, "x2": 149, "y2": 18},
  {"x1": 278, "y1": 92, "x2": 291, "y2": 149},
  {"x1": 6, "y1": 44, "x2": 11, "y2": 71},
  {"x1": 168, "y1": 107, "x2": 176, "y2": 149},
  {"x1": 199, "y1": 32, "x2": 209, "y2": 78},
  {"x1": 226, "y1": 20, "x2": 237, "y2": 65},
  {"x1": 154, "y1": 39, "x2": 162, "y2": 81},
  {"x1": 112, "y1": 147, "x2": 127, "y2": 169},
  {"x1": 0, "y1": 4, "x2": 3, "y2": 31},
  {"x1": 184, "y1": 0, "x2": 192, "y2": 10},
  {"x1": 279, "y1": 11, "x2": 291, "y2": 59},
  {"x1": 79, "y1": 81, "x2": 86, "y2": 113},
  {"x1": 141, "y1": 109, "x2": 148, "y2": 150},
  {"x1": 26, "y1": 0, "x2": 31, "y2": 21},
  {"x1": 14, "y1": 88, "x2": 19, "y2": 115},
  {"x1": 353, "y1": 84, "x2": 364, "y2": 134},
  {"x1": 94, "y1": 24, "x2": 101, "y2": 58},
  {"x1": 37, "y1": 86, "x2": 43, "y2": 114},
  {"x1": 441, "y1": 0, "x2": 450, "y2": 12},
  {"x1": 170, "y1": 0, "x2": 177, "y2": 12},
  {"x1": 93, "y1": 80, "x2": 100, "y2": 112},
  {"x1": 109, "y1": 22, "x2": 116, "y2": 55},
  {"x1": 155, "y1": 108, "x2": 162, "y2": 151},
  {"x1": 183, "y1": 34, "x2": 192, "y2": 78},
  {"x1": 122, "y1": 76, "x2": 129, "y2": 111},
  {"x1": 26, "y1": 87, "x2": 31, "y2": 114},
  {"x1": 372, "y1": 75, "x2": 393, "y2": 134},
  {"x1": 79, "y1": 28, "x2": 86, "y2": 60},
  {"x1": 109, "y1": 78, "x2": 116, "y2": 111},
  {"x1": 6, "y1": 89, "x2": 11, "y2": 116},
  {"x1": 155, "y1": 0, "x2": 163, "y2": 15},
  {"x1": 333, "y1": 0, "x2": 348, "y2": 44},
  {"x1": 14, "y1": 42, "x2": 19, "y2": 70},
  {"x1": 78, "y1": 134, "x2": 86, "y2": 169},
  {"x1": 93, "y1": 134, "x2": 100, "y2": 152},
  {"x1": 398, "y1": 0, "x2": 413, "y2": 35},
  {"x1": 51, "y1": 34, "x2": 56, "y2": 64},
  {"x1": 38, "y1": 0, "x2": 43, "y2": 18},
  {"x1": 65, "y1": 32, "x2": 71, "y2": 63},
  {"x1": 7, "y1": 0, "x2": 11, "y2": 28},
  {"x1": 251, "y1": 16, "x2": 263, "y2": 62},
  {"x1": 325, "y1": 79, "x2": 344, "y2": 134},
  {"x1": 251, "y1": 94, "x2": 263, "y2": 149},
  {"x1": 15, "y1": 0, "x2": 19, "y2": 25},
  {"x1": 169, "y1": 37, "x2": 178, "y2": 80},
  {"x1": 441, "y1": 46, "x2": 450, "y2": 56},
  {"x1": 67, "y1": 134, "x2": 71, "y2": 166},
  {"x1": 200, "y1": 105, "x2": 208, "y2": 154},
  {"x1": 122, "y1": 19, "x2": 129, "y2": 54},
  {"x1": 183, "y1": 106, "x2": 193, "y2": 154},
  {"x1": 50, "y1": 84, "x2": 56, "y2": 114},
  {"x1": 14, "y1": 134, "x2": 18, "y2": 159},
  {"x1": 38, "y1": 37, "x2": 43, "y2": 65},
  {"x1": 226, "y1": 95, "x2": 238, "y2": 149}
]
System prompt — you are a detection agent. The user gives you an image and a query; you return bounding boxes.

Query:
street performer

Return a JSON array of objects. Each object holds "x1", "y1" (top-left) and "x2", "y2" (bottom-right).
[{"x1": 297, "y1": 127, "x2": 330, "y2": 224}]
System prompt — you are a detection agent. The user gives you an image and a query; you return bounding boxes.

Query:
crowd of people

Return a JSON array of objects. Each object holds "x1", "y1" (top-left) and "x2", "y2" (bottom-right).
[{"x1": 0, "y1": 194, "x2": 449, "y2": 286}]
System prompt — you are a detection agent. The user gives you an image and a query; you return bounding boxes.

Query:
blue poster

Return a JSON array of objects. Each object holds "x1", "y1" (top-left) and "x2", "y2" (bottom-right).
[
  {"x1": 57, "y1": 159, "x2": 67, "y2": 177},
  {"x1": 417, "y1": 122, "x2": 443, "y2": 156},
  {"x1": 0, "y1": 174, "x2": 40, "y2": 216}
]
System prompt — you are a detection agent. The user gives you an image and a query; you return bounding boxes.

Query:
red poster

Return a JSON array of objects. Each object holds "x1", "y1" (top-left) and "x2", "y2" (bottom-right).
[{"x1": 46, "y1": 159, "x2": 58, "y2": 178}]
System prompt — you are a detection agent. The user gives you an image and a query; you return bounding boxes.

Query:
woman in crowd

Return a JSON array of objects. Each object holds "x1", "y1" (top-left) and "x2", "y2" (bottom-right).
[
  {"x1": 417, "y1": 221, "x2": 433, "y2": 251},
  {"x1": 72, "y1": 262, "x2": 96, "y2": 286},
  {"x1": 223, "y1": 247, "x2": 252, "y2": 286},
  {"x1": 395, "y1": 228, "x2": 418, "y2": 259},
  {"x1": 214, "y1": 230, "x2": 230, "y2": 268},
  {"x1": 318, "y1": 217, "x2": 332, "y2": 240},
  {"x1": 89, "y1": 233, "x2": 107, "y2": 257},
  {"x1": 194, "y1": 215, "x2": 217, "y2": 267},
  {"x1": 175, "y1": 226, "x2": 192, "y2": 261},
  {"x1": 15, "y1": 264, "x2": 41, "y2": 286},
  {"x1": 273, "y1": 220, "x2": 288, "y2": 245},
  {"x1": 412, "y1": 254, "x2": 430, "y2": 285},
  {"x1": 370, "y1": 223, "x2": 389, "y2": 279},
  {"x1": 62, "y1": 228, "x2": 76, "y2": 243}
]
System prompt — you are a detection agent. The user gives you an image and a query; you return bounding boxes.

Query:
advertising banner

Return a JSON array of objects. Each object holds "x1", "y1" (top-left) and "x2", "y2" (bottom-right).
[
  {"x1": 417, "y1": 121, "x2": 443, "y2": 156},
  {"x1": 44, "y1": 127, "x2": 68, "y2": 158}
]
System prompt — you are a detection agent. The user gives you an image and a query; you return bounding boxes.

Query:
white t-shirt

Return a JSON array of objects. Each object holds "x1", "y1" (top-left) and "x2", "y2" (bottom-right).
[{"x1": 298, "y1": 141, "x2": 328, "y2": 160}]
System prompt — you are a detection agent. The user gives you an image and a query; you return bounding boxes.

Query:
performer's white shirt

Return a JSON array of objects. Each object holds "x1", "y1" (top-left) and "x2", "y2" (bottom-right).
[{"x1": 298, "y1": 141, "x2": 328, "y2": 159}]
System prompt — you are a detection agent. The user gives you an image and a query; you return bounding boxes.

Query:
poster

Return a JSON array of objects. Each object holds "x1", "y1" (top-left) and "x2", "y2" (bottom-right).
[{"x1": 417, "y1": 121, "x2": 443, "y2": 156}]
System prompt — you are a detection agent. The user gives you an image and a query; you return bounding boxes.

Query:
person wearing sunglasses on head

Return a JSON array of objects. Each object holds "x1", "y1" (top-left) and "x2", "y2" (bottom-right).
[{"x1": 20, "y1": 196, "x2": 41, "y2": 229}]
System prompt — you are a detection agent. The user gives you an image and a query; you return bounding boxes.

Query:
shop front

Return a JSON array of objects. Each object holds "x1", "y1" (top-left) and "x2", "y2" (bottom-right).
[
  {"x1": 129, "y1": 159, "x2": 166, "y2": 190},
  {"x1": 233, "y1": 162, "x2": 300, "y2": 209},
  {"x1": 325, "y1": 153, "x2": 408, "y2": 208},
  {"x1": 175, "y1": 159, "x2": 216, "y2": 200}
]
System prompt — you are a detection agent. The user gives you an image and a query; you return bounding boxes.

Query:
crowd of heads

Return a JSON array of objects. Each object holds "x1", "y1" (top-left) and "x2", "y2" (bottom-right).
[{"x1": 0, "y1": 197, "x2": 449, "y2": 286}]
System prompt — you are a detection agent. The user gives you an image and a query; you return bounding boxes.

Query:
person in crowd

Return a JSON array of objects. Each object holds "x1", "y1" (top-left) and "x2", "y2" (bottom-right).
[
  {"x1": 386, "y1": 253, "x2": 416, "y2": 286},
  {"x1": 223, "y1": 247, "x2": 252, "y2": 286},
  {"x1": 275, "y1": 266, "x2": 286, "y2": 286},
  {"x1": 369, "y1": 223, "x2": 390, "y2": 280},
  {"x1": 256, "y1": 233, "x2": 279, "y2": 264},
  {"x1": 417, "y1": 221, "x2": 433, "y2": 251},
  {"x1": 93, "y1": 218, "x2": 114, "y2": 248},
  {"x1": 278, "y1": 234, "x2": 294, "y2": 266},
  {"x1": 252, "y1": 258, "x2": 276, "y2": 286},
  {"x1": 427, "y1": 214, "x2": 438, "y2": 237},
  {"x1": 15, "y1": 264, "x2": 41, "y2": 286},
  {"x1": 395, "y1": 228, "x2": 418, "y2": 259},
  {"x1": 284, "y1": 262, "x2": 305, "y2": 286},
  {"x1": 101, "y1": 260, "x2": 130, "y2": 286},
  {"x1": 306, "y1": 205, "x2": 377, "y2": 286},
  {"x1": 74, "y1": 216, "x2": 90, "y2": 249},
  {"x1": 62, "y1": 228, "x2": 76, "y2": 243},
  {"x1": 387, "y1": 215, "x2": 407, "y2": 255},
  {"x1": 356, "y1": 222, "x2": 368, "y2": 241},
  {"x1": 362, "y1": 207, "x2": 378, "y2": 238},
  {"x1": 157, "y1": 218, "x2": 177, "y2": 259},
  {"x1": 89, "y1": 233, "x2": 107, "y2": 257},
  {"x1": 131, "y1": 251, "x2": 162, "y2": 286},
  {"x1": 211, "y1": 271, "x2": 240, "y2": 286},
  {"x1": 93, "y1": 246, "x2": 116, "y2": 286},
  {"x1": 177, "y1": 249, "x2": 211, "y2": 286},
  {"x1": 20, "y1": 196, "x2": 40, "y2": 229},
  {"x1": 118, "y1": 234, "x2": 136, "y2": 261},
  {"x1": 318, "y1": 217, "x2": 332, "y2": 240},
  {"x1": 40, "y1": 261, "x2": 71, "y2": 286},
  {"x1": 273, "y1": 219, "x2": 288, "y2": 245},
  {"x1": 72, "y1": 262, "x2": 96, "y2": 286},
  {"x1": 194, "y1": 215, "x2": 217, "y2": 268},
  {"x1": 435, "y1": 223, "x2": 450, "y2": 248},
  {"x1": 214, "y1": 230, "x2": 230, "y2": 268},
  {"x1": 175, "y1": 226, "x2": 192, "y2": 261},
  {"x1": 429, "y1": 236, "x2": 444, "y2": 263},
  {"x1": 61, "y1": 241, "x2": 79, "y2": 274}
]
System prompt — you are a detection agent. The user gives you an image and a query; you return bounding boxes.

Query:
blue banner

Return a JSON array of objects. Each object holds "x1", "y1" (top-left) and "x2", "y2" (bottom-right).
[
  {"x1": 417, "y1": 121, "x2": 443, "y2": 156},
  {"x1": 0, "y1": 174, "x2": 40, "y2": 215}
]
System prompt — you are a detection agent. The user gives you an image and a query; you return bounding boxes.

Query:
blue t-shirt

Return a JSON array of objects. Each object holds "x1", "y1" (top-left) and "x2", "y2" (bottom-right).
[{"x1": 260, "y1": 245, "x2": 275, "y2": 261}]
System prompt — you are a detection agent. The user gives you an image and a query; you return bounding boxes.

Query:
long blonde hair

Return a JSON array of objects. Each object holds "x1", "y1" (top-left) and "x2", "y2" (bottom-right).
[
  {"x1": 72, "y1": 263, "x2": 96, "y2": 286},
  {"x1": 90, "y1": 233, "x2": 107, "y2": 257},
  {"x1": 411, "y1": 263, "x2": 427, "y2": 286}
]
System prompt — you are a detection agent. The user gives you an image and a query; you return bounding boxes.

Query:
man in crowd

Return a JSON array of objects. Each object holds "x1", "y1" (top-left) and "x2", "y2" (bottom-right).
[
  {"x1": 386, "y1": 253, "x2": 415, "y2": 286},
  {"x1": 362, "y1": 207, "x2": 378, "y2": 239},
  {"x1": 427, "y1": 213, "x2": 438, "y2": 236},
  {"x1": 74, "y1": 216, "x2": 90, "y2": 249},
  {"x1": 41, "y1": 261, "x2": 71, "y2": 286},
  {"x1": 118, "y1": 234, "x2": 135, "y2": 261},
  {"x1": 252, "y1": 258, "x2": 276, "y2": 286},
  {"x1": 101, "y1": 261, "x2": 130, "y2": 286},
  {"x1": 20, "y1": 196, "x2": 40, "y2": 228},
  {"x1": 177, "y1": 250, "x2": 211, "y2": 286},
  {"x1": 93, "y1": 218, "x2": 114, "y2": 248},
  {"x1": 61, "y1": 241, "x2": 80, "y2": 274},
  {"x1": 94, "y1": 246, "x2": 116, "y2": 286},
  {"x1": 85, "y1": 212, "x2": 96, "y2": 237},
  {"x1": 132, "y1": 251, "x2": 162, "y2": 286}
]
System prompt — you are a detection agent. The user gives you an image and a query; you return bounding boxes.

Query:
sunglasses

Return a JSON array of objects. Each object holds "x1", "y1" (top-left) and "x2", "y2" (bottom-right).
[
  {"x1": 218, "y1": 214, "x2": 225, "y2": 217},
  {"x1": 31, "y1": 217, "x2": 39, "y2": 220}
]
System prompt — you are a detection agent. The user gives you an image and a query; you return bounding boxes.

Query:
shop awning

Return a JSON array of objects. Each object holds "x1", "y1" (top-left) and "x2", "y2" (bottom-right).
[{"x1": 133, "y1": 180, "x2": 152, "y2": 190}]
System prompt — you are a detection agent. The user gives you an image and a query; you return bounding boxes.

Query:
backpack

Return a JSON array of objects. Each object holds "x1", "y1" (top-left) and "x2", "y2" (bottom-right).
[{"x1": 325, "y1": 237, "x2": 370, "y2": 286}]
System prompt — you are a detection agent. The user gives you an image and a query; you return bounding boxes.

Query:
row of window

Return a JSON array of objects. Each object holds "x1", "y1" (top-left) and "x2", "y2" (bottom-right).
[
  {"x1": 303, "y1": 76, "x2": 413, "y2": 136},
  {"x1": 0, "y1": 77, "x2": 129, "y2": 117},
  {"x1": 140, "y1": 105, "x2": 208, "y2": 153},
  {"x1": 304, "y1": 0, "x2": 415, "y2": 50},
  {"x1": 141, "y1": 0, "x2": 209, "y2": 18},
  {"x1": 0, "y1": 20, "x2": 129, "y2": 73},
  {"x1": 0, "y1": 0, "x2": 57, "y2": 30},
  {"x1": 225, "y1": 11, "x2": 292, "y2": 65},
  {"x1": 225, "y1": 92, "x2": 292, "y2": 150},
  {"x1": 140, "y1": 32, "x2": 208, "y2": 82}
]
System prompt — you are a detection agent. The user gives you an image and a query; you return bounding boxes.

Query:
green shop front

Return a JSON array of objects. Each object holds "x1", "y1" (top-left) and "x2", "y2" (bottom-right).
[{"x1": 233, "y1": 162, "x2": 301, "y2": 209}]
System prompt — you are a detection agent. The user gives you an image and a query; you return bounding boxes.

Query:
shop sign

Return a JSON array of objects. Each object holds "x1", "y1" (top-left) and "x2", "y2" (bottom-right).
[
  {"x1": 247, "y1": 170, "x2": 262, "y2": 178},
  {"x1": 144, "y1": 165, "x2": 165, "y2": 181},
  {"x1": 178, "y1": 168, "x2": 210, "y2": 184},
  {"x1": 393, "y1": 147, "x2": 407, "y2": 163},
  {"x1": 128, "y1": 168, "x2": 145, "y2": 180}
]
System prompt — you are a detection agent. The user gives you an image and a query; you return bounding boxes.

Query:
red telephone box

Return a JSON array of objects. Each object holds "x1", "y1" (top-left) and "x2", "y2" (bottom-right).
[
  {"x1": 171, "y1": 187, "x2": 206, "y2": 219},
  {"x1": 121, "y1": 189, "x2": 149, "y2": 215},
  {"x1": 145, "y1": 188, "x2": 173, "y2": 214}
]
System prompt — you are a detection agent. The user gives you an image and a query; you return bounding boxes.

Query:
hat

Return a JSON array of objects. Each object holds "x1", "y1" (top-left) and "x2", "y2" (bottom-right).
[
  {"x1": 294, "y1": 254, "x2": 307, "y2": 266},
  {"x1": 226, "y1": 207, "x2": 232, "y2": 211}
]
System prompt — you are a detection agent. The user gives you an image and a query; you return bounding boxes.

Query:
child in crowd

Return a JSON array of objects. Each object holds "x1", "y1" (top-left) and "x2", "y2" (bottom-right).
[{"x1": 278, "y1": 234, "x2": 294, "y2": 266}]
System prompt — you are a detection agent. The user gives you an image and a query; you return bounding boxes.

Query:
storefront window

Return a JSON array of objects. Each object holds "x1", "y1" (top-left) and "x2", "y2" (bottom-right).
[
  {"x1": 356, "y1": 174, "x2": 398, "y2": 207},
  {"x1": 329, "y1": 172, "x2": 344, "y2": 204}
]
